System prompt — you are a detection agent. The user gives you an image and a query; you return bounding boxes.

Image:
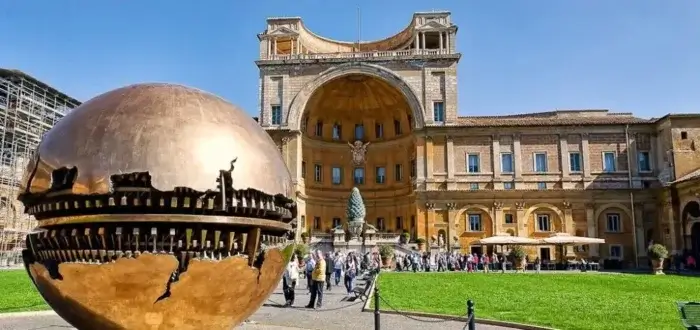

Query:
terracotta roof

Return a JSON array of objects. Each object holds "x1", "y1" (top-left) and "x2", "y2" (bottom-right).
[
  {"x1": 440, "y1": 110, "x2": 651, "y2": 127},
  {"x1": 672, "y1": 168, "x2": 700, "y2": 184}
]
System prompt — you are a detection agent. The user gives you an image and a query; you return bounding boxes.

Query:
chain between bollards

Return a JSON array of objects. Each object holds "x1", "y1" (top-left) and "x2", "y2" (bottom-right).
[
  {"x1": 374, "y1": 282, "x2": 381, "y2": 330},
  {"x1": 467, "y1": 299, "x2": 475, "y2": 330}
]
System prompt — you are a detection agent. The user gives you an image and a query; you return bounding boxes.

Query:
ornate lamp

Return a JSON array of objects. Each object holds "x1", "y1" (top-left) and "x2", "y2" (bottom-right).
[
  {"x1": 346, "y1": 187, "x2": 366, "y2": 239},
  {"x1": 17, "y1": 84, "x2": 296, "y2": 330}
]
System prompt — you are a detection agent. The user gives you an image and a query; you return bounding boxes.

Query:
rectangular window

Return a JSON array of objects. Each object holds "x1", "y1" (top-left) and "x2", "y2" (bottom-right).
[
  {"x1": 394, "y1": 164, "x2": 403, "y2": 181},
  {"x1": 332, "y1": 124, "x2": 342, "y2": 140},
  {"x1": 534, "y1": 153, "x2": 547, "y2": 172},
  {"x1": 376, "y1": 217, "x2": 385, "y2": 231},
  {"x1": 332, "y1": 217, "x2": 341, "y2": 228},
  {"x1": 467, "y1": 154, "x2": 480, "y2": 173},
  {"x1": 331, "y1": 167, "x2": 342, "y2": 185},
  {"x1": 354, "y1": 124, "x2": 364, "y2": 140},
  {"x1": 271, "y1": 105, "x2": 282, "y2": 125},
  {"x1": 468, "y1": 214, "x2": 482, "y2": 231},
  {"x1": 313, "y1": 216, "x2": 320, "y2": 230},
  {"x1": 396, "y1": 216, "x2": 403, "y2": 230},
  {"x1": 394, "y1": 119, "x2": 402, "y2": 135},
  {"x1": 504, "y1": 214, "x2": 514, "y2": 224},
  {"x1": 375, "y1": 123, "x2": 384, "y2": 139},
  {"x1": 375, "y1": 167, "x2": 386, "y2": 184},
  {"x1": 536, "y1": 214, "x2": 551, "y2": 231},
  {"x1": 606, "y1": 213, "x2": 621, "y2": 232},
  {"x1": 353, "y1": 167, "x2": 365, "y2": 185},
  {"x1": 315, "y1": 121, "x2": 323, "y2": 137},
  {"x1": 504, "y1": 182, "x2": 514, "y2": 190},
  {"x1": 537, "y1": 182, "x2": 547, "y2": 190},
  {"x1": 609, "y1": 245, "x2": 623, "y2": 259},
  {"x1": 638, "y1": 151, "x2": 651, "y2": 172},
  {"x1": 314, "y1": 164, "x2": 322, "y2": 182},
  {"x1": 569, "y1": 152, "x2": 582, "y2": 172},
  {"x1": 603, "y1": 152, "x2": 616, "y2": 172},
  {"x1": 301, "y1": 161, "x2": 306, "y2": 179},
  {"x1": 433, "y1": 101, "x2": 445, "y2": 122},
  {"x1": 501, "y1": 153, "x2": 514, "y2": 173},
  {"x1": 470, "y1": 183, "x2": 479, "y2": 190}
]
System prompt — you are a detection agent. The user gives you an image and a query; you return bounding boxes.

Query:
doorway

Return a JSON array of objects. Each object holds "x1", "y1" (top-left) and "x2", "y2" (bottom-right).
[
  {"x1": 470, "y1": 245, "x2": 483, "y2": 255},
  {"x1": 539, "y1": 247, "x2": 551, "y2": 262},
  {"x1": 692, "y1": 223, "x2": 700, "y2": 256}
]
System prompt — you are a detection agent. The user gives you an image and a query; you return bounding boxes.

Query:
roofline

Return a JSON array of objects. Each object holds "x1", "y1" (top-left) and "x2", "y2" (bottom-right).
[
  {"x1": 650, "y1": 113, "x2": 700, "y2": 123},
  {"x1": 0, "y1": 68, "x2": 81, "y2": 105}
]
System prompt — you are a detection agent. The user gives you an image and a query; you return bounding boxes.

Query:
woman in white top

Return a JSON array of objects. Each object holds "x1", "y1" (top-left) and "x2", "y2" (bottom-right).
[{"x1": 283, "y1": 256, "x2": 300, "y2": 306}]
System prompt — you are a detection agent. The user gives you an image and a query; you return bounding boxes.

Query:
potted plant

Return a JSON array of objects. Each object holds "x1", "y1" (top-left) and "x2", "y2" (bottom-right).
[
  {"x1": 647, "y1": 243, "x2": 668, "y2": 275},
  {"x1": 509, "y1": 245, "x2": 526, "y2": 272},
  {"x1": 416, "y1": 237, "x2": 426, "y2": 251},
  {"x1": 300, "y1": 231, "x2": 309, "y2": 244},
  {"x1": 379, "y1": 245, "x2": 394, "y2": 267},
  {"x1": 400, "y1": 231, "x2": 410, "y2": 244},
  {"x1": 294, "y1": 244, "x2": 309, "y2": 260}
]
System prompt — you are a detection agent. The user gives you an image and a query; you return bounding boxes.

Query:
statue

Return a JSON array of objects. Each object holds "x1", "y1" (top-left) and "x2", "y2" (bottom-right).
[
  {"x1": 17, "y1": 84, "x2": 296, "y2": 330},
  {"x1": 348, "y1": 140, "x2": 370, "y2": 166},
  {"x1": 438, "y1": 234, "x2": 445, "y2": 247}
]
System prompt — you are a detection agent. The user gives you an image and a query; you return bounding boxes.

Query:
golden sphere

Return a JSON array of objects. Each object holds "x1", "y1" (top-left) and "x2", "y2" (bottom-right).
[{"x1": 18, "y1": 84, "x2": 295, "y2": 330}]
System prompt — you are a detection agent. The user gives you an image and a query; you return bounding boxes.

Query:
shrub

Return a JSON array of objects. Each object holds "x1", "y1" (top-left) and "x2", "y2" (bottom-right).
[
  {"x1": 509, "y1": 245, "x2": 526, "y2": 259},
  {"x1": 379, "y1": 245, "x2": 394, "y2": 258},
  {"x1": 415, "y1": 237, "x2": 426, "y2": 244},
  {"x1": 647, "y1": 244, "x2": 668, "y2": 260}
]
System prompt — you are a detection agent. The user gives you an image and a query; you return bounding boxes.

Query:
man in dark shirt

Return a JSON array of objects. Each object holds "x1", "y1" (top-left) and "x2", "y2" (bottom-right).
[{"x1": 324, "y1": 252, "x2": 333, "y2": 291}]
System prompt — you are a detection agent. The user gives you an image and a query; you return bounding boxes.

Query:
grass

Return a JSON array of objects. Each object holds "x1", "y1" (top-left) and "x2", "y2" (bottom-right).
[
  {"x1": 0, "y1": 270, "x2": 48, "y2": 313},
  {"x1": 377, "y1": 272, "x2": 696, "y2": 330}
]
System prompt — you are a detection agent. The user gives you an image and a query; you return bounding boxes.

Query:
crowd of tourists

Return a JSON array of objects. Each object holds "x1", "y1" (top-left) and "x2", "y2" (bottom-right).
[{"x1": 281, "y1": 250, "x2": 381, "y2": 309}]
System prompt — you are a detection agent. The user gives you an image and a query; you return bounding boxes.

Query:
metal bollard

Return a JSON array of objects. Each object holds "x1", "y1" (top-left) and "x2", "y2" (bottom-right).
[
  {"x1": 467, "y1": 299, "x2": 475, "y2": 330},
  {"x1": 374, "y1": 283, "x2": 381, "y2": 330}
]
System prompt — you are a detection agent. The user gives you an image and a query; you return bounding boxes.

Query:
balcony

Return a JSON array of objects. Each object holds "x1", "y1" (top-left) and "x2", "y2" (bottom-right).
[{"x1": 257, "y1": 49, "x2": 460, "y2": 65}]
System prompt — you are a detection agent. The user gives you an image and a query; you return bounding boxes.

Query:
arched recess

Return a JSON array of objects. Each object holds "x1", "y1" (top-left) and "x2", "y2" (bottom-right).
[
  {"x1": 681, "y1": 200, "x2": 700, "y2": 233},
  {"x1": 454, "y1": 205, "x2": 492, "y2": 225},
  {"x1": 454, "y1": 204, "x2": 493, "y2": 234},
  {"x1": 523, "y1": 203, "x2": 564, "y2": 234},
  {"x1": 594, "y1": 203, "x2": 634, "y2": 233},
  {"x1": 286, "y1": 62, "x2": 425, "y2": 130}
]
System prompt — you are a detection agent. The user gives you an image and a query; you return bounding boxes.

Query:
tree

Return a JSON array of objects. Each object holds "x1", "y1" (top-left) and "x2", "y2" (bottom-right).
[{"x1": 346, "y1": 187, "x2": 366, "y2": 221}]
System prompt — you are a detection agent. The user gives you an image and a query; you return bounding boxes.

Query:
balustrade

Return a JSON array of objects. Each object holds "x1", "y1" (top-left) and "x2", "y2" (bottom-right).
[{"x1": 262, "y1": 49, "x2": 451, "y2": 61}]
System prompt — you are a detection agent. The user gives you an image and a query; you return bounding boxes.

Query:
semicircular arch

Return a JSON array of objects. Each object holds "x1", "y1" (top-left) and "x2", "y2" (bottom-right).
[
  {"x1": 523, "y1": 203, "x2": 564, "y2": 221},
  {"x1": 681, "y1": 200, "x2": 700, "y2": 233},
  {"x1": 454, "y1": 204, "x2": 492, "y2": 224},
  {"x1": 287, "y1": 62, "x2": 425, "y2": 131},
  {"x1": 593, "y1": 203, "x2": 634, "y2": 222}
]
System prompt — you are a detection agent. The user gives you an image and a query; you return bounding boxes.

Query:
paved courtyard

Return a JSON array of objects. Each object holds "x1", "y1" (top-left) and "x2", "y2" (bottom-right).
[{"x1": 0, "y1": 279, "x2": 515, "y2": 330}]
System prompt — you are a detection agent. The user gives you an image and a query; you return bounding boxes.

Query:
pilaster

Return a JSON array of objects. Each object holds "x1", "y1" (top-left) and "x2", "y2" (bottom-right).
[
  {"x1": 634, "y1": 202, "x2": 646, "y2": 257},
  {"x1": 416, "y1": 135, "x2": 426, "y2": 181},
  {"x1": 559, "y1": 135, "x2": 569, "y2": 179},
  {"x1": 493, "y1": 202, "x2": 504, "y2": 234},
  {"x1": 585, "y1": 203, "x2": 598, "y2": 257},
  {"x1": 446, "y1": 203, "x2": 458, "y2": 250},
  {"x1": 513, "y1": 134, "x2": 522, "y2": 180},
  {"x1": 491, "y1": 134, "x2": 501, "y2": 178},
  {"x1": 515, "y1": 202, "x2": 527, "y2": 237},
  {"x1": 446, "y1": 135, "x2": 455, "y2": 179},
  {"x1": 629, "y1": 133, "x2": 639, "y2": 178},
  {"x1": 424, "y1": 202, "x2": 435, "y2": 240},
  {"x1": 665, "y1": 199, "x2": 677, "y2": 253},
  {"x1": 581, "y1": 133, "x2": 591, "y2": 178},
  {"x1": 563, "y1": 201, "x2": 574, "y2": 256},
  {"x1": 425, "y1": 136, "x2": 434, "y2": 180}
]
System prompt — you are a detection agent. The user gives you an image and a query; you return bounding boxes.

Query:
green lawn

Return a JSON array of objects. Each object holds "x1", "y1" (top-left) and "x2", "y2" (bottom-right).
[
  {"x1": 0, "y1": 270, "x2": 48, "y2": 313},
  {"x1": 377, "y1": 272, "x2": 696, "y2": 330}
]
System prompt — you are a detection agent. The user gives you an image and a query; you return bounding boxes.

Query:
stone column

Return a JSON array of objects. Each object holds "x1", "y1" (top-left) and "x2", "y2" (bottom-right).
[
  {"x1": 446, "y1": 32, "x2": 451, "y2": 53},
  {"x1": 421, "y1": 32, "x2": 426, "y2": 50},
  {"x1": 563, "y1": 201, "x2": 574, "y2": 256},
  {"x1": 513, "y1": 134, "x2": 523, "y2": 180},
  {"x1": 559, "y1": 134, "x2": 569, "y2": 179},
  {"x1": 515, "y1": 202, "x2": 527, "y2": 237},
  {"x1": 414, "y1": 33, "x2": 419, "y2": 52},
  {"x1": 416, "y1": 136, "x2": 426, "y2": 181},
  {"x1": 439, "y1": 31, "x2": 444, "y2": 50},
  {"x1": 446, "y1": 135, "x2": 455, "y2": 179},
  {"x1": 493, "y1": 202, "x2": 504, "y2": 235},
  {"x1": 446, "y1": 203, "x2": 458, "y2": 250},
  {"x1": 492, "y1": 134, "x2": 501, "y2": 179},
  {"x1": 665, "y1": 199, "x2": 677, "y2": 253},
  {"x1": 267, "y1": 38, "x2": 272, "y2": 58},
  {"x1": 424, "y1": 203, "x2": 435, "y2": 241},
  {"x1": 634, "y1": 202, "x2": 646, "y2": 257},
  {"x1": 425, "y1": 136, "x2": 434, "y2": 180},
  {"x1": 581, "y1": 133, "x2": 591, "y2": 178},
  {"x1": 586, "y1": 203, "x2": 598, "y2": 257}
]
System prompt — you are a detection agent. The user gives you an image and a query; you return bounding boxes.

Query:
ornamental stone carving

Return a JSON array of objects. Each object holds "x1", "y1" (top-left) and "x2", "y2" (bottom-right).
[{"x1": 348, "y1": 140, "x2": 370, "y2": 166}]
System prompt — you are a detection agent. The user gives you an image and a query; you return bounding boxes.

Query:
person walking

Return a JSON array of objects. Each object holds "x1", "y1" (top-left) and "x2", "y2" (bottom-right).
[
  {"x1": 344, "y1": 253, "x2": 358, "y2": 295},
  {"x1": 306, "y1": 250, "x2": 326, "y2": 309},
  {"x1": 283, "y1": 256, "x2": 299, "y2": 306},
  {"x1": 304, "y1": 254, "x2": 315, "y2": 293},
  {"x1": 324, "y1": 252, "x2": 333, "y2": 291},
  {"x1": 333, "y1": 252, "x2": 344, "y2": 286}
]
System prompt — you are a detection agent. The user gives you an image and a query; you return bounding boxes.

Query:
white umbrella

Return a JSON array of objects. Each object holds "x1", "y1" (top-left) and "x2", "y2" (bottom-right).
[
  {"x1": 476, "y1": 234, "x2": 541, "y2": 245},
  {"x1": 541, "y1": 233, "x2": 605, "y2": 245}
]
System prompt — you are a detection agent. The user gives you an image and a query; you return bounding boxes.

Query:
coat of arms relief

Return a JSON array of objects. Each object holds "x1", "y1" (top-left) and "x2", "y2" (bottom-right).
[{"x1": 348, "y1": 140, "x2": 370, "y2": 166}]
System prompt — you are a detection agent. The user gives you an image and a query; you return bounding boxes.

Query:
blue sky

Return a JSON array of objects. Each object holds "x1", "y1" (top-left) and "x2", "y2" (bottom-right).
[{"x1": 1, "y1": 1, "x2": 698, "y2": 118}]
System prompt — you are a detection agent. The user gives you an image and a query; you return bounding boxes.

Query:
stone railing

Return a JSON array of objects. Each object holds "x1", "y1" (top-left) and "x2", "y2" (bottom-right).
[
  {"x1": 262, "y1": 49, "x2": 451, "y2": 61},
  {"x1": 307, "y1": 230, "x2": 400, "y2": 245}
]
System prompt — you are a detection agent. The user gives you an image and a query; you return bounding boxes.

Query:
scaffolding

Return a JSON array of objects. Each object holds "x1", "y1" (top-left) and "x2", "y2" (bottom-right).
[{"x1": 0, "y1": 69, "x2": 80, "y2": 267}]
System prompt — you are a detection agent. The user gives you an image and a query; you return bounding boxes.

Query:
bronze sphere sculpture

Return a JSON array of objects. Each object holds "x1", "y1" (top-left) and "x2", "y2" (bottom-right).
[{"x1": 17, "y1": 84, "x2": 296, "y2": 330}]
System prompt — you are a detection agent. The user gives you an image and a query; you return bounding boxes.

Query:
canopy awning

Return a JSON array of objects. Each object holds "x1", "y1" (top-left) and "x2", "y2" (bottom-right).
[
  {"x1": 475, "y1": 234, "x2": 541, "y2": 245},
  {"x1": 541, "y1": 233, "x2": 605, "y2": 245}
]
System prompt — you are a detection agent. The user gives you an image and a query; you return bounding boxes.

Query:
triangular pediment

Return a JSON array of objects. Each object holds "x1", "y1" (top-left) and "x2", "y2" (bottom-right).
[
  {"x1": 417, "y1": 20, "x2": 447, "y2": 30},
  {"x1": 267, "y1": 27, "x2": 299, "y2": 36}
]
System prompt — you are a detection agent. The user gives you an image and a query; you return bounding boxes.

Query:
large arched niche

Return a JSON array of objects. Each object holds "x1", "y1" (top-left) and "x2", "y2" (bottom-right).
[
  {"x1": 682, "y1": 200, "x2": 700, "y2": 233},
  {"x1": 594, "y1": 203, "x2": 634, "y2": 236},
  {"x1": 287, "y1": 62, "x2": 425, "y2": 131},
  {"x1": 523, "y1": 203, "x2": 564, "y2": 236}
]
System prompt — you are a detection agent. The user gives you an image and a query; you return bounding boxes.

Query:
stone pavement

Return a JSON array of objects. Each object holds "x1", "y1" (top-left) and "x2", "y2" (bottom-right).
[{"x1": 0, "y1": 280, "x2": 516, "y2": 330}]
